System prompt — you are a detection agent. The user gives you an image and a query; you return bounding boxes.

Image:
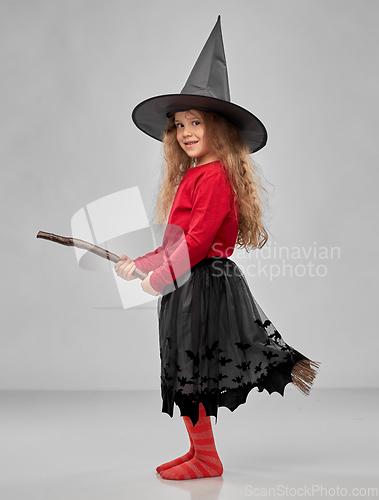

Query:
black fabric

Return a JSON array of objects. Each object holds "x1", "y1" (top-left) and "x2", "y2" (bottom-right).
[{"x1": 157, "y1": 257, "x2": 309, "y2": 427}]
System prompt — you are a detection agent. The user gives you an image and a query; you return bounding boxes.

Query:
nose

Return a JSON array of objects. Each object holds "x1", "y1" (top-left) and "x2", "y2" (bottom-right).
[{"x1": 183, "y1": 126, "x2": 192, "y2": 137}]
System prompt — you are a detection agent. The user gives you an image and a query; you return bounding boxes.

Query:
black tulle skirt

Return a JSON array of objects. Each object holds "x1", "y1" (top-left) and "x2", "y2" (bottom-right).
[{"x1": 157, "y1": 257, "x2": 319, "y2": 426}]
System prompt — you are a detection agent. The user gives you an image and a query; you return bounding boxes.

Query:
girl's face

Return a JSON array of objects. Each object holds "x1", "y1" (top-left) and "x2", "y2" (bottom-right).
[{"x1": 174, "y1": 110, "x2": 217, "y2": 166}]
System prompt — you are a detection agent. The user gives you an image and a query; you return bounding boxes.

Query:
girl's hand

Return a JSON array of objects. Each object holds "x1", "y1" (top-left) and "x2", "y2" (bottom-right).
[
  {"x1": 141, "y1": 271, "x2": 160, "y2": 297},
  {"x1": 114, "y1": 254, "x2": 137, "y2": 281}
]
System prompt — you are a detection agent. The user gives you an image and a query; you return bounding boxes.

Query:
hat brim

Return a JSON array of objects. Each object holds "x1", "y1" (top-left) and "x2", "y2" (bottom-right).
[{"x1": 132, "y1": 94, "x2": 267, "y2": 154}]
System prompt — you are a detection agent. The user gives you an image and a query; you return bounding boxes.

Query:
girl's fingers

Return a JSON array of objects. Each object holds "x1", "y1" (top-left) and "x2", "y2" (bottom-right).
[
  {"x1": 115, "y1": 258, "x2": 130, "y2": 274},
  {"x1": 115, "y1": 259, "x2": 132, "y2": 272},
  {"x1": 127, "y1": 263, "x2": 137, "y2": 279},
  {"x1": 115, "y1": 259, "x2": 137, "y2": 280}
]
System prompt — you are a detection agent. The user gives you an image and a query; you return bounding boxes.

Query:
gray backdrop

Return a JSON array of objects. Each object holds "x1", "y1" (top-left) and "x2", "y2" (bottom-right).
[{"x1": 1, "y1": 0, "x2": 378, "y2": 390}]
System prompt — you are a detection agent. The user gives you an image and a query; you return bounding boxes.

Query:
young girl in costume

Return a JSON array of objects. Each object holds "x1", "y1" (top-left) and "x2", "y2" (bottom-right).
[{"x1": 115, "y1": 17, "x2": 319, "y2": 481}]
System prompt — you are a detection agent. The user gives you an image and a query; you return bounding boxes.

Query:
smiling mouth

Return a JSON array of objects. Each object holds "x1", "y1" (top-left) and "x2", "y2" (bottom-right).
[{"x1": 184, "y1": 141, "x2": 198, "y2": 147}]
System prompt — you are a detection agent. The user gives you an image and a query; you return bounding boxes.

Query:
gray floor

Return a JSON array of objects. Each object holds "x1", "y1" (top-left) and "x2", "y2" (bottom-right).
[{"x1": 0, "y1": 388, "x2": 378, "y2": 500}]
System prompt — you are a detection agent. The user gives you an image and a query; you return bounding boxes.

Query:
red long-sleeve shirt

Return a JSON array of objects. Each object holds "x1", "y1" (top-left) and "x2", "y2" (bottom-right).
[{"x1": 133, "y1": 161, "x2": 239, "y2": 293}]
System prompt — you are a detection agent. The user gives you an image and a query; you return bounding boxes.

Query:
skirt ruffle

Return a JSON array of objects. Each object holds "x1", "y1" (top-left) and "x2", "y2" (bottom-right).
[{"x1": 157, "y1": 257, "x2": 320, "y2": 426}]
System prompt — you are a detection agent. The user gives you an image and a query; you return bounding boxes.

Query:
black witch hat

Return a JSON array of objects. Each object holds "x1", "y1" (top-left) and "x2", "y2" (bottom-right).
[{"x1": 132, "y1": 16, "x2": 267, "y2": 153}]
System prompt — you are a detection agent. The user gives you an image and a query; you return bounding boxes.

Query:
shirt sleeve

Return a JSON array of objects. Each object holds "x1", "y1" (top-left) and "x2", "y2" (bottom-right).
[
  {"x1": 149, "y1": 169, "x2": 232, "y2": 293},
  {"x1": 133, "y1": 244, "x2": 165, "y2": 274}
]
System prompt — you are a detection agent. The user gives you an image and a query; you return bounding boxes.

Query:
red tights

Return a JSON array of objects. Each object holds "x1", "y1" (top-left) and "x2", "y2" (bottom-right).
[{"x1": 157, "y1": 403, "x2": 223, "y2": 480}]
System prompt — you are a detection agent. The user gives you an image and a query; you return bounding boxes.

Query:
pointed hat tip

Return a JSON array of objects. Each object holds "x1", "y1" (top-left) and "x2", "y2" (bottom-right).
[{"x1": 213, "y1": 16, "x2": 222, "y2": 33}]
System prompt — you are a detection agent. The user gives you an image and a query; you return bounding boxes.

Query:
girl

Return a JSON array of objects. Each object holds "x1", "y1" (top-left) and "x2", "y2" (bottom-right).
[{"x1": 115, "y1": 18, "x2": 319, "y2": 481}]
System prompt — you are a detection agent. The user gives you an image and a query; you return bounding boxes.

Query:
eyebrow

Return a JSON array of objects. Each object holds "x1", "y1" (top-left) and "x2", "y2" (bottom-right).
[{"x1": 174, "y1": 115, "x2": 200, "y2": 123}]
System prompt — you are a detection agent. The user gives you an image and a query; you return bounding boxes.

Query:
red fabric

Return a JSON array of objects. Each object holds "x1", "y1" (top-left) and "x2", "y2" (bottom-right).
[
  {"x1": 159, "y1": 403, "x2": 223, "y2": 480},
  {"x1": 133, "y1": 161, "x2": 239, "y2": 293},
  {"x1": 156, "y1": 421, "x2": 195, "y2": 473}
]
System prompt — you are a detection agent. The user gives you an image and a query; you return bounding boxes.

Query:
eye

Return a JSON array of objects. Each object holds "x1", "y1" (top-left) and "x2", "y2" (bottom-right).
[
  {"x1": 192, "y1": 120, "x2": 200, "y2": 126},
  {"x1": 175, "y1": 123, "x2": 183, "y2": 128}
]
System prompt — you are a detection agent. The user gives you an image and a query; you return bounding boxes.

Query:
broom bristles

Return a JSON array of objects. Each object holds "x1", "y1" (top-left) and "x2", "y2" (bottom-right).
[{"x1": 291, "y1": 359, "x2": 320, "y2": 396}]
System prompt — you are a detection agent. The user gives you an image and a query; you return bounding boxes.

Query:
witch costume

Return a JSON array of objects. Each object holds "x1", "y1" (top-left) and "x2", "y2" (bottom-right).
[{"x1": 132, "y1": 17, "x2": 320, "y2": 427}]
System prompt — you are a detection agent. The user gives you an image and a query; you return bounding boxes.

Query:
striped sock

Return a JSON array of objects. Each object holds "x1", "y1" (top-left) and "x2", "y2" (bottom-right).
[
  {"x1": 156, "y1": 419, "x2": 195, "y2": 473},
  {"x1": 159, "y1": 403, "x2": 223, "y2": 480}
]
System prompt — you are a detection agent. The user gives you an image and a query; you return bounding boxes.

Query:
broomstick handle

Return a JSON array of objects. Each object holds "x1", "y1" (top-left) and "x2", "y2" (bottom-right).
[{"x1": 36, "y1": 231, "x2": 148, "y2": 280}]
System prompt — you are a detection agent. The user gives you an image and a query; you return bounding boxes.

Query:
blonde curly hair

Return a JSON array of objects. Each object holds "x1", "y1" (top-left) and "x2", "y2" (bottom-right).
[{"x1": 150, "y1": 109, "x2": 269, "y2": 251}]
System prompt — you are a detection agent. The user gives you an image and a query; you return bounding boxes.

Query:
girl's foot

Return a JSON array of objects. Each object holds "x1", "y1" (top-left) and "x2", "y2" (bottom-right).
[
  {"x1": 156, "y1": 447, "x2": 195, "y2": 473},
  {"x1": 159, "y1": 404, "x2": 223, "y2": 480},
  {"x1": 156, "y1": 417, "x2": 195, "y2": 473},
  {"x1": 159, "y1": 453, "x2": 223, "y2": 480}
]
